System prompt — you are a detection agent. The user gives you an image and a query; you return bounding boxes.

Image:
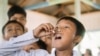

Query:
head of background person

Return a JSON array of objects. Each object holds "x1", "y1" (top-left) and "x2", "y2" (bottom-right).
[
  {"x1": 2, "y1": 20, "x2": 25, "y2": 41},
  {"x1": 8, "y1": 5, "x2": 26, "y2": 26},
  {"x1": 52, "y1": 16, "x2": 86, "y2": 51},
  {"x1": 98, "y1": 47, "x2": 100, "y2": 50},
  {"x1": 84, "y1": 49, "x2": 92, "y2": 56}
]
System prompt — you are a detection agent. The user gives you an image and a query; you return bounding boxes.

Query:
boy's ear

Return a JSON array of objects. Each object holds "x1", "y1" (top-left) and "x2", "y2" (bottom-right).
[{"x1": 73, "y1": 36, "x2": 83, "y2": 45}]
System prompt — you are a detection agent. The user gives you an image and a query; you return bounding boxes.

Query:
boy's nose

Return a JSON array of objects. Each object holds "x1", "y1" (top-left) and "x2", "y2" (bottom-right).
[
  {"x1": 56, "y1": 28, "x2": 61, "y2": 32},
  {"x1": 12, "y1": 30, "x2": 18, "y2": 37},
  {"x1": 13, "y1": 30, "x2": 17, "y2": 34}
]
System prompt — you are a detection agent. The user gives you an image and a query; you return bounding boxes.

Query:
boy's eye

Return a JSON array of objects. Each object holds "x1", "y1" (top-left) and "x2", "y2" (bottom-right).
[
  {"x1": 55, "y1": 26, "x2": 68, "y2": 29},
  {"x1": 11, "y1": 18, "x2": 17, "y2": 20},
  {"x1": 20, "y1": 18, "x2": 25, "y2": 20},
  {"x1": 64, "y1": 26, "x2": 69, "y2": 28},
  {"x1": 19, "y1": 17, "x2": 25, "y2": 21},
  {"x1": 16, "y1": 28, "x2": 21, "y2": 30},
  {"x1": 8, "y1": 29, "x2": 12, "y2": 32}
]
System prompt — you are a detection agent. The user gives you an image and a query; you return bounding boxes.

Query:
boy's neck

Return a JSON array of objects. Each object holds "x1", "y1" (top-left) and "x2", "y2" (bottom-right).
[
  {"x1": 56, "y1": 48, "x2": 73, "y2": 56},
  {"x1": 47, "y1": 45, "x2": 52, "y2": 53}
]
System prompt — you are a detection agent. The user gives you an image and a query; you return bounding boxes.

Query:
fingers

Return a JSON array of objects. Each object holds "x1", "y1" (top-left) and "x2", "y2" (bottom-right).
[
  {"x1": 34, "y1": 23, "x2": 54, "y2": 38},
  {"x1": 48, "y1": 23, "x2": 54, "y2": 31},
  {"x1": 40, "y1": 24, "x2": 48, "y2": 32},
  {"x1": 23, "y1": 45, "x2": 30, "y2": 52},
  {"x1": 23, "y1": 43, "x2": 39, "y2": 53},
  {"x1": 40, "y1": 23, "x2": 54, "y2": 37},
  {"x1": 42, "y1": 23, "x2": 54, "y2": 32}
]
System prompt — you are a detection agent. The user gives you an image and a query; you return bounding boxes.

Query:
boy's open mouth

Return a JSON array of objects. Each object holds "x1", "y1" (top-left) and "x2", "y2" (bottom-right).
[
  {"x1": 13, "y1": 35, "x2": 18, "y2": 38},
  {"x1": 55, "y1": 34, "x2": 62, "y2": 40}
]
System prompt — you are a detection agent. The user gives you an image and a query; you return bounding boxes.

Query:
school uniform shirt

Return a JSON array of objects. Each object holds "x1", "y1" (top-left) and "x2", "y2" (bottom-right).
[
  {"x1": 0, "y1": 31, "x2": 49, "y2": 56},
  {"x1": 50, "y1": 48, "x2": 79, "y2": 56}
]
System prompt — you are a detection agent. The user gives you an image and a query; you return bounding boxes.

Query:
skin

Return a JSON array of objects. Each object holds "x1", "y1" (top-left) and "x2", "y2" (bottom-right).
[
  {"x1": 10, "y1": 13, "x2": 26, "y2": 26},
  {"x1": 3, "y1": 23, "x2": 24, "y2": 40},
  {"x1": 52, "y1": 19, "x2": 80, "y2": 56},
  {"x1": 23, "y1": 42, "x2": 40, "y2": 52}
]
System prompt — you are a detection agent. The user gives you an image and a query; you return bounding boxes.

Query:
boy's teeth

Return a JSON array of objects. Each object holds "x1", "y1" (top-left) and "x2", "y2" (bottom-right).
[
  {"x1": 54, "y1": 33, "x2": 62, "y2": 40},
  {"x1": 55, "y1": 34, "x2": 62, "y2": 40},
  {"x1": 55, "y1": 36, "x2": 61, "y2": 39}
]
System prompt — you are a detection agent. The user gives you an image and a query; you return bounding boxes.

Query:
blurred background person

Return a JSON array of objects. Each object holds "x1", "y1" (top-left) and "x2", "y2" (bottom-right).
[
  {"x1": 98, "y1": 47, "x2": 100, "y2": 56},
  {"x1": 84, "y1": 49, "x2": 92, "y2": 56},
  {"x1": 8, "y1": 5, "x2": 27, "y2": 32}
]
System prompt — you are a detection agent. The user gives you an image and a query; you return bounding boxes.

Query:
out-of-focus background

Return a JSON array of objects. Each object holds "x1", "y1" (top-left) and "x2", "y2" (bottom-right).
[{"x1": 0, "y1": 0, "x2": 100, "y2": 56}]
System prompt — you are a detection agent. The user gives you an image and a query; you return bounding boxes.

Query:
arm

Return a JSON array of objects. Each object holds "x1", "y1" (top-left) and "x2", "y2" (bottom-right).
[
  {"x1": 0, "y1": 31, "x2": 39, "y2": 55},
  {"x1": 0, "y1": 23, "x2": 54, "y2": 55}
]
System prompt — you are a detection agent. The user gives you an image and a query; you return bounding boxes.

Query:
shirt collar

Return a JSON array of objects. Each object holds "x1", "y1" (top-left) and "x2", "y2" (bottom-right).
[{"x1": 51, "y1": 48, "x2": 79, "y2": 56}]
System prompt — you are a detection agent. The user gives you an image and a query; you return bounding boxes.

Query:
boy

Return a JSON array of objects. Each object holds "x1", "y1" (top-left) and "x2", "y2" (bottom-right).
[
  {"x1": 51, "y1": 16, "x2": 85, "y2": 56},
  {"x1": 2, "y1": 20, "x2": 25, "y2": 41},
  {"x1": 8, "y1": 5, "x2": 26, "y2": 27},
  {"x1": 0, "y1": 20, "x2": 54, "y2": 56},
  {"x1": 7, "y1": 5, "x2": 47, "y2": 52}
]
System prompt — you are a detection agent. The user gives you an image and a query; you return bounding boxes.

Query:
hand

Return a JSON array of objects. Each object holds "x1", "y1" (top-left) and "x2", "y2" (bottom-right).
[
  {"x1": 33, "y1": 23, "x2": 54, "y2": 38},
  {"x1": 23, "y1": 43, "x2": 39, "y2": 52}
]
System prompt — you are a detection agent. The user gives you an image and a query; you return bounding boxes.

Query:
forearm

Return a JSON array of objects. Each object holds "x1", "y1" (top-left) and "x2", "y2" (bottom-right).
[{"x1": 0, "y1": 31, "x2": 39, "y2": 54}]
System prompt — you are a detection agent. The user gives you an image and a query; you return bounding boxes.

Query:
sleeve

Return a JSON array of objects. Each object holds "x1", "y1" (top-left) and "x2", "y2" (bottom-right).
[
  {"x1": 0, "y1": 31, "x2": 39, "y2": 55},
  {"x1": 30, "y1": 49, "x2": 49, "y2": 56}
]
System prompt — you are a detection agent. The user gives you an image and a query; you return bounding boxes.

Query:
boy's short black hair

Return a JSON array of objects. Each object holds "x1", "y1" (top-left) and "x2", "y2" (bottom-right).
[
  {"x1": 57, "y1": 16, "x2": 85, "y2": 45},
  {"x1": 37, "y1": 39, "x2": 47, "y2": 50},
  {"x1": 2, "y1": 20, "x2": 25, "y2": 35},
  {"x1": 86, "y1": 49, "x2": 92, "y2": 56},
  {"x1": 8, "y1": 5, "x2": 26, "y2": 19}
]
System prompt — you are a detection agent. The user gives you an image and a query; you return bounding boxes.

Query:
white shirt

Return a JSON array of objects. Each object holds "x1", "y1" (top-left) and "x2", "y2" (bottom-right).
[
  {"x1": 0, "y1": 31, "x2": 49, "y2": 56},
  {"x1": 50, "y1": 48, "x2": 79, "y2": 56}
]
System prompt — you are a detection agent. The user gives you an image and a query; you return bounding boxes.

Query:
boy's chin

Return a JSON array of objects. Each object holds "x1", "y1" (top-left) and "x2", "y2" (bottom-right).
[
  {"x1": 56, "y1": 48, "x2": 65, "y2": 51},
  {"x1": 53, "y1": 45, "x2": 63, "y2": 50},
  {"x1": 54, "y1": 45, "x2": 71, "y2": 51}
]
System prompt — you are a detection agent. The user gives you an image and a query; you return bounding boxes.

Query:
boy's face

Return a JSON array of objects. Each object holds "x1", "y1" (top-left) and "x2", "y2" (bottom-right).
[
  {"x1": 52, "y1": 19, "x2": 77, "y2": 50},
  {"x1": 3, "y1": 23, "x2": 24, "y2": 40},
  {"x1": 10, "y1": 14, "x2": 26, "y2": 26}
]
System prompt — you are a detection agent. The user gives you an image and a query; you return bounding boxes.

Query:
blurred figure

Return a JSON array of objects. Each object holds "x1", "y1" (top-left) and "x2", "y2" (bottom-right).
[
  {"x1": 98, "y1": 47, "x2": 100, "y2": 56},
  {"x1": 8, "y1": 5, "x2": 26, "y2": 28},
  {"x1": 2, "y1": 20, "x2": 25, "y2": 41},
  {"x1": 82, "y1": 54, "x2": 84, "y2": 56},
  {"x1": 84, "y1": 49, "x2": 92, "y2": 56}
]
